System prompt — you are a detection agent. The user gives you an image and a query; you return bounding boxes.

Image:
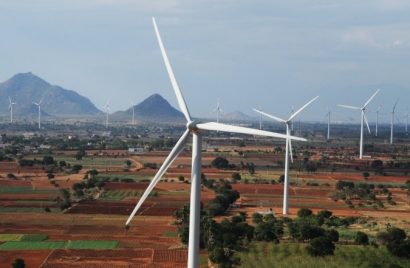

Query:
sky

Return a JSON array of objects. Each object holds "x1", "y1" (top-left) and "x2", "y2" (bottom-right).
[{"x1": 1, "y1": 0, "x2": 410, "y2": 123}]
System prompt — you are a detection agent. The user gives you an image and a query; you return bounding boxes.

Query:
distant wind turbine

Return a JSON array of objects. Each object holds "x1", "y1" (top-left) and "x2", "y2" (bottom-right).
[
  {"x1": 130, "y1": 101, "x2": 135, "y2": 124},
  {"x1": 338, "y1": 89, "x2": 380, "y2": 159},
  {"x1": 259, "y1": 104, "x2": 262, "y2": 129},
  {"x1": 125, "y1": 17, "x2": 306, "y2": 268},
  {"x1": 368, "y1": 102, "x2": 383, "y2": 137},
  {"x1": 323, "y1": 99, "x2": 341, "y2": 140},
  {"x1": 8, "y1": 97, "x2": 17, "y2": 122},
  {"x1": 387, "y1": 98, "x2": 400, "y2": 144},
  {"x1": 32, "y1": 97, "x2": 44, "y2": 129},
  {"x1": 210, "y1": 99, "x2": 223, "y2": 123},
  {"x1": 253, "y1": 95, "x2": 318, "y2": 214},
  {"x1": 102, "y1": 99, "x2": 111, "y2": 128}
]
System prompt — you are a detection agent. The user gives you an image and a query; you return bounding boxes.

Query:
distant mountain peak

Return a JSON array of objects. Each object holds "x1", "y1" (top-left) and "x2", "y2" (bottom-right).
[{"x1": 0, "y1": 73, "x2": 100, "y2": 116}]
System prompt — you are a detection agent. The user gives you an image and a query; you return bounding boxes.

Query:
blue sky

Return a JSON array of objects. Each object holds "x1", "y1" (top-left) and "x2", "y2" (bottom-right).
[{"x1": 1, "y1": 1, "x2": 409, "y2": 122}]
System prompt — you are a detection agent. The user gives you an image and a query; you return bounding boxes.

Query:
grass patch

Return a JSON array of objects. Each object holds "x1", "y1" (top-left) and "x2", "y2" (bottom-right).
[
  {"x1": 236, "y1": 242, "x2": 409, "y2": 268},
  {"x1": 66, "y1": 240, "x2": 119, "y2": 249},
  {"x1": 0, "y1": 234, "x2": 24, "y2": 242},
  {"x1": 199, "y1": 254, "x2": 208, "y2": 267},
  {"x1": 0, "y1": 207, "x2": 61, "y2": 213},
  {"x1": 0, "y1": 241, "x2": 67, "y2": 250},
  {"x1": 14, "y1": 200, "x2": 55, "y2": 205},
  {"x1": 0, "y1": 187, "x2": 60, "y2": 194},
  {"x1": 97, "y1": 196, "x2": 124, "y2": 201},
  {"x1": 163, "y1": 232, "x2": 178, "y2": 237},
  {"x1": 21, "y1": 234, "x2": 48, "y2": 242}
]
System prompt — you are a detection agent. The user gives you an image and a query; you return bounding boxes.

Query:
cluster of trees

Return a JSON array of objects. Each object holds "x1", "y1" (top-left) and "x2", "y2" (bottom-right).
[{"x1": 0, "y1": 153, "x2": 14, "y2": 162}]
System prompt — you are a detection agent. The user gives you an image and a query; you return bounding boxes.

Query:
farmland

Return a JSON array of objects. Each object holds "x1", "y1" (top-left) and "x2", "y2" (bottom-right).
[{"x1": 1, "y1": 121, "x2": 410, "y2": 267}]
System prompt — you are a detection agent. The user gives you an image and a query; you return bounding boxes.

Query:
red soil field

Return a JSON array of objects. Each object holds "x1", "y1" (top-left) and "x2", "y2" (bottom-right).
[
  {"x1": 0, "y1": 223, "x2": 71, "y2": 235},
  {"x1": 103, "y1": 182, "x2": 163, "y2": 191},
  {"x1": 0, "y1": 179, "x2": 32, "y2": 186},
  {"x1": 0, "y1": 250, "x2": 51, "y2": 268}
]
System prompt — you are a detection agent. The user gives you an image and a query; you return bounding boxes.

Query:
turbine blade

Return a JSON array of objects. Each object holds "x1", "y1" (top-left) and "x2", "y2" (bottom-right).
[
  {"x1": 338, "y1": 105, "x2": 361, "y2": 110},
  {"x1": 197, "y1": 122, "x2": 306, "y2": 141},
  {"x1": 126, "y1": 129, "x2": 190, "y2": 226},
  {"x1": 362, "y1": 89, "x2": 380, "y2": 108},
  {"x1": 289, "y1": 96, "x2": 319, "y2": 121},
  {"x1": 152, "y1": 17, "x2": 192, "y2": 122},
  {"x1": 363, "y1": 112, "x2": 371, "y2": 134},
  {"x1": 253, "y1": 109, "x2": 286, "y2": 123},
  {"x1": 39, "y1": 98, "x2": 44, "y2": 105},
  {"x1": 325, "y1": 98, "x2": 329, "y2": 112},
  {"x1": 393, "y1": 98, "x2": 399, "y2": 111}
]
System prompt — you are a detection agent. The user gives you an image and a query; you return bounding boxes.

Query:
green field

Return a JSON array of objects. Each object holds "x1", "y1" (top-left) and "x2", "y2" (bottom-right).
[
  {"x1": 66, "y1": 240, "x2": 119, "y2": 249},
  {"x1": 0, "y1": 240, "x2": 119, "y2": 250},
  {"x1": 235, "y1": 242, "x2": 409, "y2": 268},
  {"x1": 14, "y1": 200, "x2": 55, "y2": 205},
  {"x1": 21, "y1": 234, "x2": 48, "y2": 242},
  {"x1": 0, "y1": 186, "x2": 60, "y2": 194},
  {"x1": 0, "y1": 234, "x2": 25, "y2": 242},
  {"x1": 0, "y1": 207, "x2": 61, "y2": 213}
]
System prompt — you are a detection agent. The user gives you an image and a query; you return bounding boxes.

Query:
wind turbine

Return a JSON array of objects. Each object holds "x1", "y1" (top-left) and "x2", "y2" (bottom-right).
[
  {"x1": 102, "y1": 99, "x2": 111, "y2": 128},
  {"x1": 125, "y1": 17, "x2": 307, "y2": 268},
  {"x1": 259, "y1": 104, "x2": 262, "y2": 129},
  {"x1": 210, "y1": 99, "x2": 223, "y2": 123},
  {"x1": 368, "y1": 102, "x2": 383, "y2": 137},
  {"x1": 323, "y1": 99, "x2": 341, "y2": 140},
  {"x1": 130, "y1": 101, "x2": 135, "y2": 124},
  {"x1": 32, "y1": 97, "x2": 44, "y2": 129},
  {"x1": 253, "y1": 95, "x2": 318, "y2": 215},
  {"x1": 8, "y1": 97, "x2": 17, "y2": 122},
  {"x1": 338, "y1": 89, "x2": 380, "y2": 159},
  {"x1": 402, "y1": 106, "x2": 409, "y2": 133},
  {"x1": 387, "y1": 98, "x2": 399, "y2": 144}
]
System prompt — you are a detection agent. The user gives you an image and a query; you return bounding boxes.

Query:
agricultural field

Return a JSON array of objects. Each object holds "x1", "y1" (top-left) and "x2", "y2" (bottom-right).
[{"x1": 1, "y1": 127, "x2": 410, "y2": 267}]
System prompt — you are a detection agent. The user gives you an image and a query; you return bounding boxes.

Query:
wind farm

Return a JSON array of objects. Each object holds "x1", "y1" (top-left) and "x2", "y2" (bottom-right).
[{"x1": 2, "y1": 3, "x2": 410, "y2": 268}]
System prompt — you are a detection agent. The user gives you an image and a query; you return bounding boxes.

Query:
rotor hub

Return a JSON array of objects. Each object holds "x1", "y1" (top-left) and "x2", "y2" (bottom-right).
[{"x1": 187, "y1": 120, "x2": 198, "y2": 132}]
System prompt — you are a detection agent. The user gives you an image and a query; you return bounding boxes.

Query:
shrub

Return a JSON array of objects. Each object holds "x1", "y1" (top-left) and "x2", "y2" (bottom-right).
[{"x1": 306, "y1": 237, "x2": 335, "y2": 257}]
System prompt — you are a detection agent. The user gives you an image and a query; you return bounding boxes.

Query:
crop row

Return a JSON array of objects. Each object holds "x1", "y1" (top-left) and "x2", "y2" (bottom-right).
[{"x1": 0, "y1": 186, "x2": 60, "y2": 194}]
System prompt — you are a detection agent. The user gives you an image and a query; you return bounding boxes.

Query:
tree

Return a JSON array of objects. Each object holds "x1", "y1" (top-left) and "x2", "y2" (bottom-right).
[
  {"x1": 297, "y1": 208, "x2": 313, "y2": 218},
  {"x1": 362, "y1": 172, "x2": 370, "y2": 179},
  {"x1": 386, "y1": 240, "x2": 410, "y2": 258},
  {"x1": 326, "y1": 229, "x2": 339, "y2": 242},
  {"x1": 252, "y1": 213, "x2": 263, "y2": 224},
  {"x1": 74, "y1": 149, "x2": 86, "y2": 160},
  {"x1": 43, "y1": 156, "x2": 54, "y2": 165},
  {"x1": 254, "y1": 222, "x2": 278, "y2": 242},
  {"x1": 11, "y1": 258, "x2": 25, "y2": 268},
  {"x1": 278, "y1": 174, "x2": 285, "y2": 184},
  {"x1": 125, "y1": 160, "x2": 132, "y2": 167},
  {"x1": 306, "y1": 237, "x2": 335, "y2": 257},
  {"x1": 178, "y1": 176, "x2": 185, "y2": 182},
  {"x1": 47, "y1": 173, "x2": 55, "y2": 179},
  {"x1": 7, "y1": 173, "x2": 15, "y2": 179},
  {"x1": 59, "y1": 160, "x2": 67, "y2": 168},
  {"x1": 231, "y1": 172, "x2": 241, "y2": 181},
  {"x1": 211, "y1": 157, "x2": 229, "y2": 169},
  {"x1": 355, "y1": 231, "x2": 369, "y2": 246}
]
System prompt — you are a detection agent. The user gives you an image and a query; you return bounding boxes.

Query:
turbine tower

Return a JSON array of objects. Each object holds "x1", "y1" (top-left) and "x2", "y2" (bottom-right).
[
  {"x1": 388, "y1": 98, "x2": 399, "y2": 144},
  {"x1": 210, "y1": 99, "x2": 223, "y2": 123},
  {"x1": 32, "y1": 98, "x2": 44, "y2": 129},
  {"x1": 102, "y1": 100, "x2": 111, "y2": 128},
  {"x1": 8, "y1": 97, "x2": 17, "y2": 122},
  {"x1": 130, "y1": 101, "x2": 135, "y2": 124},
  {"x1": 338, "y1": 89, "x2": 380, "y2": 159},
  {"x1": 125, "y1": 17, "x2": 307, "y2": 268},
  {"x1": 368, "y1": 103, "x2": 383, "y2": 137},
  {"x1": 253, "y1": 95, "x2": 318, "y2": 214}
]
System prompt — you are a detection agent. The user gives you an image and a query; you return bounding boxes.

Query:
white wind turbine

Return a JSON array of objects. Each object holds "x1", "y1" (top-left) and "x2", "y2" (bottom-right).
[
  {"x1": 402, "y1": 106, "x2": 409, "y2": 133},
  {"x1": 259, "y1": 103, "x2": 262, "y2": 129},
  {"x1": 125, "y1": 17, "x2": 307, "y2": 268},
  {"x1": 8, "y1": 97, "x2": 17, "y2": 122},
  {"x1": 338, "y1": 89, "x2": 380, "y2": 159},
  {"x1": 323, "y1": 99, "x2": 341, "y2": 140},
  {"x1": 130, "y1": 101, "x2": 135, "y2": 124},
  {"x1": 368, "y1": 102, "x2": 383, "y2": 137},
  {"x1": 32, "y1": 97, "x2": 44, "y2": 129},
  {"x1": 102, "y1": 99, "x2": 111, "y2": 128},
  {"x1": 387, "y1": 98, "x2": 399, "y2": 144},
  {"x1": 210, "y1": 99, "x2": 223, "y2": 123},
  {"x1": 253, "y1": 96, "x2": 318, "y2": 214}
]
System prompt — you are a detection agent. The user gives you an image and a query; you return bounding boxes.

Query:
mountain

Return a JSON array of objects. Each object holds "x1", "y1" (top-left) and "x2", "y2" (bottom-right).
[
  {"x1": 220, "y1": 110, "x2": 255, "y2": 120},
  {"x1": 118, "y1": 94, "x2": 184, "y2": 119},
  {"x1": 0, "y1": 72, "x2": 101, "y2": 116}
]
